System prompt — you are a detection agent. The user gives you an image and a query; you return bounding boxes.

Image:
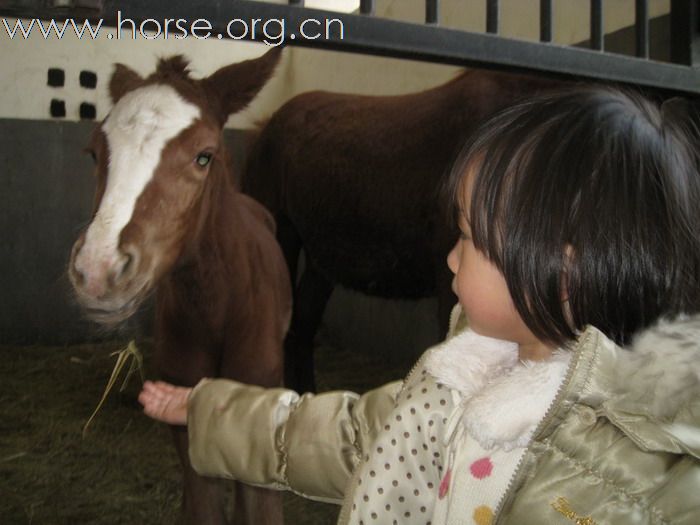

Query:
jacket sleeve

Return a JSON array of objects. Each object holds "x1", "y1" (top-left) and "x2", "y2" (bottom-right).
[{"x1": 187, "y1": 378, "x2": 402, "y2": 503}]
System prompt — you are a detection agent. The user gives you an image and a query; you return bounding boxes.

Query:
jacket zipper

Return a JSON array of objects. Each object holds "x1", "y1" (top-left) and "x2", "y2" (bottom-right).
[{"x1": 492, "y1": 330, "x2": 594, "y2": 523}]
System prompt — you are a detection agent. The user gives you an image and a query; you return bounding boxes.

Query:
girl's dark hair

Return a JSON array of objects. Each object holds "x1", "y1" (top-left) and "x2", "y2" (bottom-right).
[{"x1": 446, "y1": 87, "x2": 700, "y2": 346}]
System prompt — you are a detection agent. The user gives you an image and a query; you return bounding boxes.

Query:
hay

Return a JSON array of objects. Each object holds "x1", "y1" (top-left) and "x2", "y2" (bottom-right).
[
  {"x1": 0, "y1": 340, "x2": 182, "y2": 524},
  {"x1": 82, "y1": 341, "x2": 144, "y2": 437}
]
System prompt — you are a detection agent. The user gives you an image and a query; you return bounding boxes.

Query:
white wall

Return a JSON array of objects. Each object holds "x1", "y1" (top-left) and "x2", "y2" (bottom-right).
[
  {"x1": 0, "y1": 0, "x2": 670, "y2": 127},
  {"x1": 0, "y1": 1, "x2": 359, "y2": 126}
]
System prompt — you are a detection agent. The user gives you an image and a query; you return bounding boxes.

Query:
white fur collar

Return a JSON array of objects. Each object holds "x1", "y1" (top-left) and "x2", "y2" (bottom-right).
[
  {"x1": 608, "y1": 315, "x2": 700, "y2": 419},
  {"x1": 425, "y1": 329, "x2": 570, "y2": 451}
]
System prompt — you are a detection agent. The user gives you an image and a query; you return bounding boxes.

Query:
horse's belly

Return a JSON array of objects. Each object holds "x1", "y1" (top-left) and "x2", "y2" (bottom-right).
[{"x1": 302, "y1": 232, "x2": 438, "y2": 299}]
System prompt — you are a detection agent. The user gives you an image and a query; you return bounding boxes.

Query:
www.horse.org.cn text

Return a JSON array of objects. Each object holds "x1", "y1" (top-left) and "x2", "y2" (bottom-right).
[{"x1": 2, "y1": 11, "x2": 345, "y2": 46}]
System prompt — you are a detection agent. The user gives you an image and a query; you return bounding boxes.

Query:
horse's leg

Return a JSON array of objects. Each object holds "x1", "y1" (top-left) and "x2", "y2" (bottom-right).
[
  {"x1": 286, "y1": 262, "x2": 334, "y2": 393},
  {"x1": 155, "y1": 315, "x2": 229, "y2": 525},
  {"x1": 220, "y1": 328, "x2": 285, "y2": 525},
  {"x1": 230, "y1": 485, "x2": 283, "y2": 525},
  {"x1": 276, "y1": 213, "x2": 302, "y2": 289},
  {"x1": 272, "y1": 213, "x2": 309, "y2": 391},
  {"x1": 170, "y1": 425, "x2": 229, "y2": 525}
]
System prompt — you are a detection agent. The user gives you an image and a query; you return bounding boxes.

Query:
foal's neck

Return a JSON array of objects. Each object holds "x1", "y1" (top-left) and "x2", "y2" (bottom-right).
[
  {"x1": 186, "y1": 155, "x2": 242, "y2": 277},
  {"x1": 156, "y1": 150, "x2": 244, "y2": 333}
]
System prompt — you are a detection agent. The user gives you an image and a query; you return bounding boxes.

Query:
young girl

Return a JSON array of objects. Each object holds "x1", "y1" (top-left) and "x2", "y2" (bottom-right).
[{"x1": 139, "y1": 87, "x2": 700, "y2": 524}]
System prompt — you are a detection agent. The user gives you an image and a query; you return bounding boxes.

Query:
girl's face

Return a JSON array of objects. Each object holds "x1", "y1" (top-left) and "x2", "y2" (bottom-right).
[{"x1": 447, "y1": 173, "x2": 551, "y2": 358}]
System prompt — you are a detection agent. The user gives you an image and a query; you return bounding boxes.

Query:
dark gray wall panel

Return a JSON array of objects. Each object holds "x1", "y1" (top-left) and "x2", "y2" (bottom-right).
[{"x1": 1, "y1": 119, "x2": 141, "y2": 344}]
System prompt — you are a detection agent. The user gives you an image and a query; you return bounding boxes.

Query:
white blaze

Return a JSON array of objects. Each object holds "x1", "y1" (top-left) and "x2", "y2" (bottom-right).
[{"x1": 76, "y1": 84, "x2": 200, "y2": 289}]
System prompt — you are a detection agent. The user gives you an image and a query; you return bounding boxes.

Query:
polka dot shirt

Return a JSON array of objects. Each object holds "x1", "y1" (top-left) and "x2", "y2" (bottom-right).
[{"x1": 347, "y1": 364, "x2": 452, "y2": 525}]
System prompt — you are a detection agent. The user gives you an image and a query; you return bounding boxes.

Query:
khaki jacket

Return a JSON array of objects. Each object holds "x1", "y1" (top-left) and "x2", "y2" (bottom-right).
[{"x1": 188, "y1": 308, "x2": 700, "y2": 524}]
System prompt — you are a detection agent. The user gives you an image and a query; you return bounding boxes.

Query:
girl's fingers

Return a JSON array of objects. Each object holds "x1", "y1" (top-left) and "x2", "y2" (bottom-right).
[
  {"x1": 140, "y1": 381, "x2": 162, "y2": 397},
  {"x1": 137, "y1": 389, "x2": 155, "y2": 407},
  {"x1": 138, "y1": 381, "x2": 190, "y2": 426},
  {"x1": 143, "y1": 380, "x2": 187, "y2": 397}
]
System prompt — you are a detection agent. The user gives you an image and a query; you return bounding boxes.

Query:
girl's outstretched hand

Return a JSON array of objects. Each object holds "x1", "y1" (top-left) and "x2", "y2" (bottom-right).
[{"x1": 138, "y1": 380, "x2": 192, "y2": 426}]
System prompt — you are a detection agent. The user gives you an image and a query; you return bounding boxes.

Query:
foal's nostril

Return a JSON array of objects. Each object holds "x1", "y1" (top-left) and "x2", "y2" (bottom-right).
[
  {"x1": 69, "y1": 238, "x2": 86, "y2": 286},
  {"x1": 122, "y1": 253, "x2": 133, "y2": 276},
  {"x1": 71, "y1": 264, "x2": 86, "y2": 286},
  {"x1": 116, "y1": 245, "x2": 139, "y2": 282}
]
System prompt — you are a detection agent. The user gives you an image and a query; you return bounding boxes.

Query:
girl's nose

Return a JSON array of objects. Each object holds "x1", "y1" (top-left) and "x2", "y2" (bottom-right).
[{"x1": 447, "y1": 240, "x2": 460, "y2": 274}]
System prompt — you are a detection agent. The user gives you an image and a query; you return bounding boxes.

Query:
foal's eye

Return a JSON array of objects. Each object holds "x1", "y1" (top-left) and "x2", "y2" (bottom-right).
[
  {"x1": 85, "y1": 148, "x2": 97, "y2": 163},
  {"x1": 195, "y1": 152, "x2": 212, "y2": 168}
]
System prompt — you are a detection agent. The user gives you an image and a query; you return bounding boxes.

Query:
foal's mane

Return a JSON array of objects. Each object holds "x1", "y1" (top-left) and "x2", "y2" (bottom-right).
[{"x1": 154, "y1": 55, "x2": 192, "y2": 81}]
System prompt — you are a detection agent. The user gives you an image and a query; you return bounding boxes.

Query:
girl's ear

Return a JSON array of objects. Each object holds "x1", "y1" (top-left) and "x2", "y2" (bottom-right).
[{"x1": 109, "y1": 64, "x2": 143, "y2": 104}]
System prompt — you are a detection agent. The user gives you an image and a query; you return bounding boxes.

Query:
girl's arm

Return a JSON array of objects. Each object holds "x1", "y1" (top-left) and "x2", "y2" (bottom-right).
[{"x1": 186, "y1": 378, "x2": 402, "y2": 503}]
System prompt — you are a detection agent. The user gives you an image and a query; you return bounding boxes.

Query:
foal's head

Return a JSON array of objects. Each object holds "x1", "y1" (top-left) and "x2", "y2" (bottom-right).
[{"x1": 69, "y1": 49, "x2": 281, "y2": 325}]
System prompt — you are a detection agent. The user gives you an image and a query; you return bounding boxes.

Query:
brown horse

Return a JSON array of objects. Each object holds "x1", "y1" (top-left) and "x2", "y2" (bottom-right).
[
  {"x1": 243, "y1": 67, "x2": 563, "y2": 393},
  {"x1": 68, "y1": 49, "x2": 291, "y2": 525}
]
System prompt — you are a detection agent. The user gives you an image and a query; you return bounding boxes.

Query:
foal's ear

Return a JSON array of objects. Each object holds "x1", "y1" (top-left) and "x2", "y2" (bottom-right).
[
  {"x1": 202, "y1": 47, "x2": 282, "y2": 118},
  {"x1": 109, "y1": 64, "x2": 143, "y2": 104}
]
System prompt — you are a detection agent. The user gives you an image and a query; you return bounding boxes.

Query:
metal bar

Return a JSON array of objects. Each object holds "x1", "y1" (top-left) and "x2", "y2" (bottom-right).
[
  {"x1": 48, "y1": 0, "x2": 103, "y2": 8},
  {"x1": 360, "y1": 0, "x2": 374, "y2": 16},
  {"x1": 425, "y1": 0, "x2": 439, "y2": 25},
  {"x1": 671, "y1": 0, "x2": 699, "y2": 65},
  {"x1": 0, "y1": 0, "x2": 102, "y2": 17},
  {"x1": 636, "y1": 0, "x2": 649, "y2": 58},
  {"x1": 590, "y1": 0, "x2": 603, "y2": 51},
  {"x1": 1, "y1": 0, "x2": 699, "y2": 95},
  {"x1": 540, "y1": 0, "x2": 552, "y2": 42},
  {"x1": 486, "y1": 0, "x2": 499, "y2": 34}
]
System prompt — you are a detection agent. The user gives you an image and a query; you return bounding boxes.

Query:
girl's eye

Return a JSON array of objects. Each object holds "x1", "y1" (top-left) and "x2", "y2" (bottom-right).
[{"x1": 195, "y1": 152, "x2": 212, "y2": 168}]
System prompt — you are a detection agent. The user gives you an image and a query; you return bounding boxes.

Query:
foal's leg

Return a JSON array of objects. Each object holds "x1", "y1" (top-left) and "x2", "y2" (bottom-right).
[
  {"x1": 154, "y1": 328, "x2": 229, "y2": 525},
  {"x1": 285, "y1": 262, "x2": 334, "y2": 393},
  {"x1": 170, "y1": 425, "x2": 228, "y2": 525},
  {"x1": 232, "y1": 485, "x2": 283, "y2": 525},
  {"x1": 221, "y1": 332, "x2": 285, "y2": 525},
  {"x1": 275, "y1": 213, "x2": 302, "y2": 290},
  {"x1": 273, "y1": 213, "x2": 307, "y2": 391}
]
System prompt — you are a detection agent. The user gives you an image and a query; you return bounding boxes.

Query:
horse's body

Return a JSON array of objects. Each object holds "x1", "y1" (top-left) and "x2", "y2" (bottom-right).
[
  {"x1": 69, "y1": 49, "x2": 290, "y2": 525},
  {"x1": 244, "y1": 67, "x2": 562, "y2": 392}
]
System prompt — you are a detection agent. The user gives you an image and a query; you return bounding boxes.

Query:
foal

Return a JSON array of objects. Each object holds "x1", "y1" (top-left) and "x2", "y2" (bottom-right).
[{"x1": 69, "y1": 49, "x2": 291, "y2": 525}]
